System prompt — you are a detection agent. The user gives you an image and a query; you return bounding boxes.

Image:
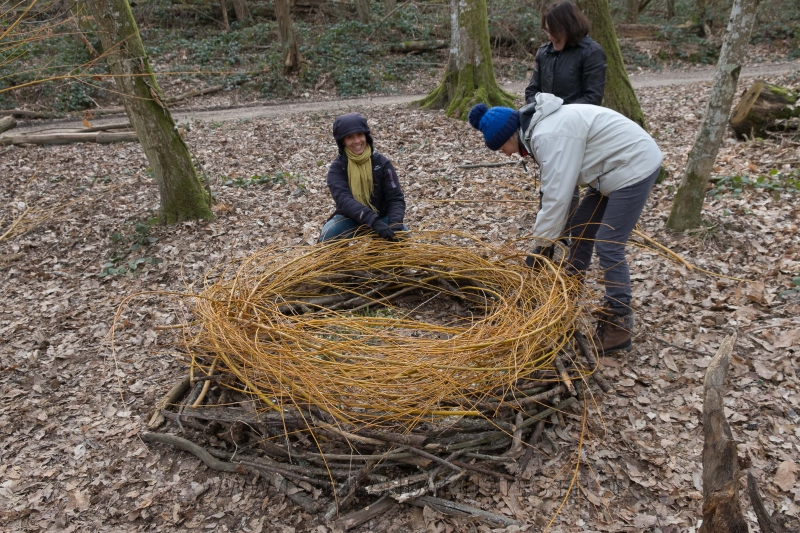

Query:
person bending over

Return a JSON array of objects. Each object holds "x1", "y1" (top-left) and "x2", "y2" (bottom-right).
[
  {"x1": 319, "y1": 113, "x2": 407, "y2": 242},
  {"x1": 468, "y1": 95, "x2": 662, "y2": 355}
]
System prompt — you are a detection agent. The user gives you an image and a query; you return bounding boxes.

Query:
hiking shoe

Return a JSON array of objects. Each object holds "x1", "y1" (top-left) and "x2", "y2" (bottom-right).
[{"x1": 594, "y1": 305, "x2": 635, "y2": 355}]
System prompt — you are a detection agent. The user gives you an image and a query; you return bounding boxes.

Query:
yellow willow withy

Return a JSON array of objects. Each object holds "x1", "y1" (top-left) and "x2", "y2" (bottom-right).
[{"x1": 181, "y1": 230, "x2": 594, "y2": 428}]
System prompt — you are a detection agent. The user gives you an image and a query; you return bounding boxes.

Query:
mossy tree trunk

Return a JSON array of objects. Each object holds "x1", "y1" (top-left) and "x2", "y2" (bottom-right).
[
  {"x1": 578, "y1": 0, "x2": 647, "y2": 129},
  {"x1": 276, "y1": 0, "x2": 303, "y2": 73},
  {"x1": 666, "y1": 0, "x2": 760, "y2": 232},
  {"x1": 85, "y1": 0, "x2": 214, "y2": 224},
  {"x1": 415, "y1": 0, "x2": 514, "y2": 119}
]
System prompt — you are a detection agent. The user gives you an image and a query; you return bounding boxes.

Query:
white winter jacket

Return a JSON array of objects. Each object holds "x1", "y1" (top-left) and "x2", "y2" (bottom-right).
[{"x1": 519, "y1": 93, "x2": 663, "y2": 243}]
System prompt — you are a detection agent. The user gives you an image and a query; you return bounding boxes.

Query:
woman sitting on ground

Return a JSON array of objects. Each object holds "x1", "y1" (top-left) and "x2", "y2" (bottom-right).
[{"x1": 319, "y1": 112, "x2": 407, "y2": 242}]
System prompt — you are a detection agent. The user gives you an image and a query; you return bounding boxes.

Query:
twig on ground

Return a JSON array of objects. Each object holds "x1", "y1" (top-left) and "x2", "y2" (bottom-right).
[
  {"x1": 410, "y1": 495, "x2": 521, "y2": 527},
  {"x1": 650, "y1": 333, "x2": 709, "y2": 356}
]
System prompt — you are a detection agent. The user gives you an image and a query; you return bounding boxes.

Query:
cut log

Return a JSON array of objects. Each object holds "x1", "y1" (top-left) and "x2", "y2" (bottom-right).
[
  {"x1": 0, "y1": 116, "x2": 16, "y2": 134},
  {"x1": 0, "y1": 110, "x2": 60, "y2": 119},
  {"x1": 699, "y1": 332, "x2": 747, "y2": 533},
  {"x1": 730, "y1": 80, "x2": 799, "y2": 139}
]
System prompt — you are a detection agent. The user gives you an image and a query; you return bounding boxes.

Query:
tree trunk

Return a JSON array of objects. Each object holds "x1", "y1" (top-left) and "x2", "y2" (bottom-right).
[
  {"x1": 729, "y1": 81, "x2": 799, "y2": 139},
  {"x1": 69, "y1": 0, "x2": 99, "y2": 58},
  {"x1": 666, "y1": 0, "x2": 760, "y2": 232},
  {"x1": 666, "y1": 0, "x2": 675, "y2": 20},
  {"x1": 415, "y1": 0, "x2": 514, "y2": 119},
  {"x1": 232, "y1": 0, "x2": 247, "y2": 21},
  {"x1": 626, "y1": 0, "x2": 639, "y2": 23},
  {"x1": 384, "y1": 0, "x2": 396, "y2": 15},
  {"x1": 355, "y1": 0, "x2": 371, "y2": 23},
  {"x1": 219, "y1": 0, "x2": 230, "y2": 30},
  {"x1": 578, "y1": 0, "x2": 647, "y2": 129},
  {"x1": 84, "y1": 0, "x2": 214, "y2": 224},
  {"x1": 696, "y1": 0, "x2": 707, "y2": 23},
  {"x1": 275, "y1": 0, "x2": 304, "y2": 74},
  {"x1": 698, "y1": 333, "x2": 748, "y2": 533}
]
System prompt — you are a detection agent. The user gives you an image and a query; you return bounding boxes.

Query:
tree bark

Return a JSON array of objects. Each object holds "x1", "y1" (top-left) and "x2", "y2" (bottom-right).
[
  {"x1": 275, "y1": 0, "x2": 304, "y2": 74},
  {"x1": 666, "y1": 0, "x2": 760, "y2": 231},
  {"x1": 698, "y1": 333, "x2": 748, "y2": 533},
  {"x1": 232, "y1": 0, "x2": 247, "y2": 21},
  {"x1": 729, "y1": 81, "x2": 799, "y2": 139},
  {"x1": 626, "y1": 0, "x2": 639, "y2": 23},
  {"x1": 415, "y1": 0, "x2": 514, "y2": 119},
  {"x1": 84, "y1": 0, "x2": 214, "y2": 224},
  {"x1": 355, "y1": 0, "x2": 371, "y2": 23},
  {"x1": 219, "y1": 0, "x2": 230, "y2": 30},
  {"x1": 578, "y1": 0, "x2": 647, "y2": 129},
  {"x1": 666, "y1": 0, "x2": 675, "y2": 20},
  {"x1": 384, "y1": 0, "x2": 396, "y2": 16}
]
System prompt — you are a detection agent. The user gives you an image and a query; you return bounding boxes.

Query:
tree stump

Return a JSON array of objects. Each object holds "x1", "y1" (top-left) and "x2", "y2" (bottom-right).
[{"x1": 729, "y1": 80, "x2": 799, "y2": 139}]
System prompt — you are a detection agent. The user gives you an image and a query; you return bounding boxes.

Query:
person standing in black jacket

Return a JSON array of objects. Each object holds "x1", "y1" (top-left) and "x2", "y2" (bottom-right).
[
  {"x1": 319, "y1": 113, "x2": 407, "y2": 242},
  {"x1": 524, "y1": 1, "x2": 607, "y2": 106}
]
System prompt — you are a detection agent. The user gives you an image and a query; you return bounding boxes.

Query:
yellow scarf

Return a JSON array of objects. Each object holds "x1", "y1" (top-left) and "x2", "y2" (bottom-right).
[{"x1": 345, "y1": 146, "x2": 376, "y2": 212}]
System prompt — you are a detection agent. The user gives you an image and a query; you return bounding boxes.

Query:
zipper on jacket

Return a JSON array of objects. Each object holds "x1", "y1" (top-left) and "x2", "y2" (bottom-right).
[{"x1": 551, "y1": 53, "x2": 559, "y2": 94}]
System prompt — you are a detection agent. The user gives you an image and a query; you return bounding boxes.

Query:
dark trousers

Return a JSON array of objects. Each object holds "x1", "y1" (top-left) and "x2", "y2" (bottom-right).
[{"x1": 567, "y1": 167, "x2": 661, "y2": 310}]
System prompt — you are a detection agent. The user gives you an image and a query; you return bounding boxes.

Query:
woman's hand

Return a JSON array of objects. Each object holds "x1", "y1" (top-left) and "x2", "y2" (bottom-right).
[{"x1": 372, "y1": 220, "x2": 398, "y2": 241}]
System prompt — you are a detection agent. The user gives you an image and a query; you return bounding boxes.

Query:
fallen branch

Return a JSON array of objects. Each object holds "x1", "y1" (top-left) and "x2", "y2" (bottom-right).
[
  {"x1": 147, "y1": 375, "x2": 190, "y2": 429},
  {"x1": 335, "y1": 496, "x2": 396, "y2": 531},
  {"x1": 141, "y1": 432, "x2": 243, "y2": 473},
  {"x1": 747, "y1": 471, "x2": 787, "y2": 533},
  {"x1": 516, "y1": 419, "x2": 545, "y2": 476},
  {"x1": 411, "y1": 495, "x2": 520, "y2": 527},
  {"x1": 650, "y1": 333, "x2": 709, "y2": 356},
  {"x1": 0, "y1": 116, "x2": 16, "y2": 134}
]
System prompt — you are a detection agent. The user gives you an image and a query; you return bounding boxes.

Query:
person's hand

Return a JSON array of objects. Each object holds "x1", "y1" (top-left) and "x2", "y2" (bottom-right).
[
  {"x1": 525, "y1": 240, "x2": 569, "y2": 269},
  {"x1": 372, "y1": 220, "x2": 397, "y2": 242}
]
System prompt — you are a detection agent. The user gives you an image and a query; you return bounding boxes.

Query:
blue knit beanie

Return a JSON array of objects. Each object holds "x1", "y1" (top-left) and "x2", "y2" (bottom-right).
[{"x1": 468, "y1": 104, "x2": 520, "y2": 151}]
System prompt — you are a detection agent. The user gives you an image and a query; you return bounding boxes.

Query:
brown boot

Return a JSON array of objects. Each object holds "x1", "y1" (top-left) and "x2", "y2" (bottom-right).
[{"x1": 594, "y1": 306, "x2": 635, "y2": 355}]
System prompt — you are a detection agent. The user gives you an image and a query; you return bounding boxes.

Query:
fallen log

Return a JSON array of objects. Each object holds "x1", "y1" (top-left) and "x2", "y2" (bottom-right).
[
  {"x1": 730, "y1": 80, "x2": 799, "y2": 139},
  {"x1": 389, "y1": 40, "x2": 448, "y2": 53},
  {"x1": 0, "y1": 110, "x2": 60, "y2": 119},
  {"x1": 0, "y1": 116, "x2": 16, "y2": 134},
  {"x1": 698, "y1": 332, "x2": 747, "y2": 533},
  {"x1": 0, "y1": 130, "x2": 138, "y2": 146}
]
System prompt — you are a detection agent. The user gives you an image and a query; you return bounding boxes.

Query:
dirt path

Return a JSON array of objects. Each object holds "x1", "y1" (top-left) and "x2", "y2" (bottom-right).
[{"x1": 8, "y1": 60, "x2": 800, "y2": 135}]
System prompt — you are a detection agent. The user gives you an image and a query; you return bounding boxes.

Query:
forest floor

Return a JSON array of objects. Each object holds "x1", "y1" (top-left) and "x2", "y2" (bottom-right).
[{"x1": 1, "y1": 63, "x2": 800, "y2": 533}]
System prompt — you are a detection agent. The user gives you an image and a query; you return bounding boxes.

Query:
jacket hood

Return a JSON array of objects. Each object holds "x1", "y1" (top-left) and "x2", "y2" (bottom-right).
[
  {"x1": 333, "y1": 113, "x2": 374, "y2": 154},
  {"x1": 518, "y1": 93, "x2": 563, "y2": 152}
]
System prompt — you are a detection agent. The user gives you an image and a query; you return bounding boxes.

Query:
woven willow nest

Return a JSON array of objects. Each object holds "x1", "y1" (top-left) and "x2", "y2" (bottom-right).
[{"x1": 145, "y1": 232, "x2": 607, "y2": 523}]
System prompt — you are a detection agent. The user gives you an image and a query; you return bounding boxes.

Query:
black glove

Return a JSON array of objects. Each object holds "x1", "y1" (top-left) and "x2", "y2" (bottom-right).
[
  {"x1": 372, "y1": 220, "x2": 397, "y2": 242},
  {"x1": 525, "y1": 240, "x2": 569, "y2": 269}
]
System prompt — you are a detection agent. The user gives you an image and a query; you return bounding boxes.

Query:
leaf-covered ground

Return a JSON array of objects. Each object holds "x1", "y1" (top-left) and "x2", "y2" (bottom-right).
[{"x1": 1, "y1": 68, "x2": 799, "y2": 533}]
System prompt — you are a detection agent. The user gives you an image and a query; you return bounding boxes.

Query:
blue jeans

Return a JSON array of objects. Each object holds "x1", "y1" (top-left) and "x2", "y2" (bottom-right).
[
  {"x1": 318, "y1": 215, "x2": 408, "y2": 242},
  {"x1": 567, "y1": 167, "x2": 660, "y2": 309}
]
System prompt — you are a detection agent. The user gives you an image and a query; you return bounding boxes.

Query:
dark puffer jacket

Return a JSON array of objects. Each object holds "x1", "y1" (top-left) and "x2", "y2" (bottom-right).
[
  {"x1": 524, "y1": 36, "x2": 606, "y2": 106},
  {"x1": 326, "y1": 113, "x2": 405, "y2": 228}
]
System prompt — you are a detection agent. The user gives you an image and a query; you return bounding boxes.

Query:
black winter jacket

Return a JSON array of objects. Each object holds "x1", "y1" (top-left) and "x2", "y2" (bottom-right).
[
  {"x1": 326, "y1": 150, "x2": 406, "y2": 229},
  {"x1": 524, "y1": 36, "x2": 606, "y2": 106}
]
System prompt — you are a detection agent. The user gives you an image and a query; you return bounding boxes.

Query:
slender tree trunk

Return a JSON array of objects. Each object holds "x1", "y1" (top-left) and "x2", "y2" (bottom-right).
[
  {"x1": 69, "y1": 0, "x2": 99, "y2": 58},
  {"x1": 219, "y1": 0, "x2": 230, "y2": 30},
  {"x1": 578, "y1": 0, "x2": 647, "y2": 129},
  {"x1": 355, "y1": 0, "x2": 371, "y2": 23},
  {"x1": 275, "y1": 0, "x2": 303, "y2": 73},
  {"x1": 84, "y1": 0, "x2": 214, "y2": 224},
  {"x1": 666, "y1": 0, "x2": 760, "y2": 231},
  {"x1": 384, "y1": 0, "x2": 396, "y2": 15},
  {"x1": 415, "y1": 0, "x2": 514, "y2": 119},
  {"x1": 696, "y1": 0, "x2": 707, "y2": 23},
  {"x1": 666, "y1": 0, "x2": 675, "y2": 20},
  {"x1": 626, "y1": 0, "x2": 639, "y2": 23},
  {"x1": 232, "y1": 0, "x2": 247, "y2": 22}
]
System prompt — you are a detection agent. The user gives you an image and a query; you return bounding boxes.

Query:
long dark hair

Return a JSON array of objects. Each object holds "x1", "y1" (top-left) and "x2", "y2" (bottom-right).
[{"x1": 541, "y1": 1, "x2": 591, "y2": 47}]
